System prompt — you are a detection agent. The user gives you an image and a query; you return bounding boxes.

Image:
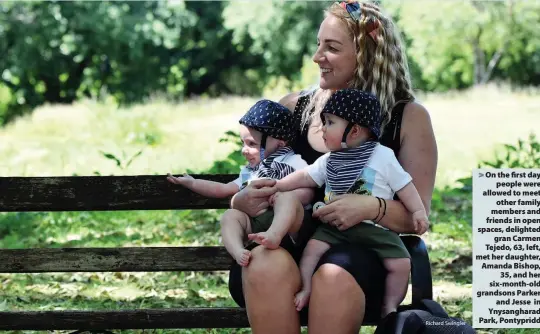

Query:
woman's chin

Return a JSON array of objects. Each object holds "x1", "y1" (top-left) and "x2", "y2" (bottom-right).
[
  {"x1": 319, "y1": 78, "x2": 331, "y2": 90},
  {"x1": 319, "y1": 77, "x2": 342, "y2": 91}
]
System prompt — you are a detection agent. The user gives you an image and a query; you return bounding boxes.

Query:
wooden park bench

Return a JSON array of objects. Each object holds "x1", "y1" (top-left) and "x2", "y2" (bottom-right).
[{"x1": 0, "y1": 175, "x2": 433, "y2": 331}]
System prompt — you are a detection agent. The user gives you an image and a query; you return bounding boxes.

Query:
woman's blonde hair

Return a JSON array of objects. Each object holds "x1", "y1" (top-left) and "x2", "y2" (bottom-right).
[{"x1": 300, "y1": 1, "x2": 415, "y2": 134}]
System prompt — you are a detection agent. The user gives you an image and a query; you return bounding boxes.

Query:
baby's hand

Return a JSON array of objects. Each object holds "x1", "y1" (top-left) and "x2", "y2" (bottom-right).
[
  {"x1": 412, "y1": 210, "x2": 430, "y2": 235},
  {"x1": 268, "y1": 193, "x2": 277, "y2": 206},
  {"x1": 167, "y1": 173, "x2": 194, "y2": 187}
]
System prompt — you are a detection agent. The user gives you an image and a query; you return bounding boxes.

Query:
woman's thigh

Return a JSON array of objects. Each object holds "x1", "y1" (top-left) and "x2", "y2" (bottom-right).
[
  {"x1": 228, "y1": 232, "x2": 300, "y2": 306},
  {"x1": 228, "y1": 209, "x2": 316, "y2": 306},
  {"x1": 229, "y1": 242, "x2": 386, "y2": 328},
  {"x1": 313, "y1": 243, "x2": 387, "y2": 323}
]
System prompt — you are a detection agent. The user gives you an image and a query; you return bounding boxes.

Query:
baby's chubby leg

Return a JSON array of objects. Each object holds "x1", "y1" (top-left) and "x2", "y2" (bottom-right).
[
  {"x1": 220, "y1": 209, "x2": 252, "y2": 266},
  {"x1": 294, "y1": 239, "x2": 331, "y2": 311},
  {"x1": 248, "y1": 191, "x2": 304, "y2": 249},
  {"x1": 381, "y1": 257, "x2": 411, "y2": 317}
]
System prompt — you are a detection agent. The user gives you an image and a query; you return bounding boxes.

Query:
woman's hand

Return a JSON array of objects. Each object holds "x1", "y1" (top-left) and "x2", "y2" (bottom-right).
[
  {"x1": 312, "y1": 194, "x2": 378, "y2": 231},
  {"x1": 231, "y1": 178, "x2": 278, "y2": 217}
]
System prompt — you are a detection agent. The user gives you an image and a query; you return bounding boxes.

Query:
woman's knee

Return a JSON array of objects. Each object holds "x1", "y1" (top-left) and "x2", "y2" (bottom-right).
[
  {"x1": 312, "y1": 263, "x2": 362, "y2": 296},
  {"x1": 244, "y1": 246, "x2": 300, "y2": 288}
]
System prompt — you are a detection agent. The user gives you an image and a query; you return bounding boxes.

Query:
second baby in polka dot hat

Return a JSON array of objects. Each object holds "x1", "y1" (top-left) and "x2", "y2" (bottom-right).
[{"x1": 274, "y1": 88, "x2": 431, "y2": 316}]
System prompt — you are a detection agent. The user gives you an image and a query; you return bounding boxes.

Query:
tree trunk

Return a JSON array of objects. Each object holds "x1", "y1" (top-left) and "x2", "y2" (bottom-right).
[
  {"x1": 472, "y1": 28, "x2": 484, "y2": 85},
  {"x1": 471, "y1": 0, "x2": 515, "y2": 85}
]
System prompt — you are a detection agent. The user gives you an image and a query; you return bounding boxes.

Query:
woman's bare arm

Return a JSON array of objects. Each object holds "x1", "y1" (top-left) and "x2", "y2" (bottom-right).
[
  {"x1": 278, "y1": 91, "x2": 301, "y2": 111},
  {"x1": 376, "y1": 101, "x2": 438, "y2": 233}
]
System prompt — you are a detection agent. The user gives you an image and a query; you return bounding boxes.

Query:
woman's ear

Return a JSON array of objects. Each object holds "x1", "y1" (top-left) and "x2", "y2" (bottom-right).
[{"x1": 277, "y1": 140, "x2": 286, "y2": 148}]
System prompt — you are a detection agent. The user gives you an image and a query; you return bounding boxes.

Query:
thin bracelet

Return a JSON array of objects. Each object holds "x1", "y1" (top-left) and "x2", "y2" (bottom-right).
[
  {"x1": 375, "y1": 197, "x2": 382, "y2": 221},
  {"x1": 376, "y1": 198, "x2": 387, "y2": 223},
  {"x1": 372, "y1": 197, "x2": 382, "y2": 222}
]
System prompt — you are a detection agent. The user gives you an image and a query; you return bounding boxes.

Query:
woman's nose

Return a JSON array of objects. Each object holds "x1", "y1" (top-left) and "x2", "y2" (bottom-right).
[{"x1": 312, "y1": 47, "x2": 324, "y2": 63}]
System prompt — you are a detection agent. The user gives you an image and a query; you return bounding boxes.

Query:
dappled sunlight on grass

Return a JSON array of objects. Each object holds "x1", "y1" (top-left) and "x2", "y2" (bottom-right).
[
  {"x1": 2, "y1": 270, "x2": 234, "y2": 310},
  {"x1": 1, "y1": 85, "x2": 538, "y2": 183},
  {"x1": 0, "y1": 96, "x2": 257, "y2": 177},
  {"x1": 2, "y1": 86, "x2": 538, "y2": 333},
  {"x1": 0, "y1": 210, "x2": 223, "y2": 249}
]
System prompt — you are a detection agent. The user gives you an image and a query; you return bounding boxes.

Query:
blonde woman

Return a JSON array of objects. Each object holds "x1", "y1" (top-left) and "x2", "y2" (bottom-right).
[{"x1": 228, "y1": 1, "x2": 438, "y2": 333}]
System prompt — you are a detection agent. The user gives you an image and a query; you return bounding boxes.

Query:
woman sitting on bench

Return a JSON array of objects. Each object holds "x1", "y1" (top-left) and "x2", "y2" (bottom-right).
[{"x1": 227, "y1": 1, "x2": 437, "y2": 333}]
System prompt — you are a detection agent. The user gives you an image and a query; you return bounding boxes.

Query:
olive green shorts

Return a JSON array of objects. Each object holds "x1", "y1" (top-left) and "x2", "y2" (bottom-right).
[
  {"x1": 246, "y1": 208, "x2": 313, "y2": 250},
  {"x1": 249, "y1": 209, "x2": 276, "y2": 234},
  {"x1": 312, "y1": 222, "x2": 410, "y2": 259}
]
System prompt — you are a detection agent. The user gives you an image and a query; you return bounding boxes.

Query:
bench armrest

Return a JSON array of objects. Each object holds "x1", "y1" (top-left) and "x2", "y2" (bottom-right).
[{"x1": 400, "y1": 235, "x2": 433, "y2": 304}]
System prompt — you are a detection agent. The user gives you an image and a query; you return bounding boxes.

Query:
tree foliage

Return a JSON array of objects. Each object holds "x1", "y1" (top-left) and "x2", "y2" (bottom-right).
[
  {"x1": 386, "y1": 0, "x2": 540, "y2": 91},
  {"x1": 2, "y1": 2, "x2": 194, "y2": 107},
  {"x1": 0, "y1": 0, "x2": 538, "y2": 125},
  {"x1": 0, "y1": 1, "x2": 267, "y2": 123},
  {"x1": 223, "y1": 1, "x2": 327, "y2": 83}
]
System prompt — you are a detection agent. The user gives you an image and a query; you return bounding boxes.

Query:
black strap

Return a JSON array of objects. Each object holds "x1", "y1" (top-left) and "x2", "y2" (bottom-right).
[
  {"x1": 259, "y1": 133, "x2": 268, "y2": 161},
  {"x1": 341, "y1": 122, "x2": 355, "y2": 148},
  {"x1": 381, "y1": 102, "x2": 405, "y2": 157}
]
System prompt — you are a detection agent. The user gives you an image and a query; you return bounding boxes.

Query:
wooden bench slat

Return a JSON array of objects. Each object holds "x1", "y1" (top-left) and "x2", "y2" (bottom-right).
[
  {"x1": 0, "y1": 308, "x2": 377, "y2": 330},
  {"x1": 0, "y1": 308, "x2": 250, "y2": 330},
  {"x1": 0, "y1": 175, "x2": 237, "y2": 212},
  {"x1": 0, "y1": 247, "x2": 233, "y2": 273},
  {"x1": 0, "y1": 175, "x2": 431, "y2": 330}
]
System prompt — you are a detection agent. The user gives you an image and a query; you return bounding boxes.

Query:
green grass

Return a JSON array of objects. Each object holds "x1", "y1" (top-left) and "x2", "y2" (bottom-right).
[
  {"x1": 0, "y1": 85, "x2": 539, "y2": 333},
  {"x1": 0, "y1": 96, "x2": 258, "y2": 177},
  {"x1": 421, "y1": 84, "x2": 540, "y2": 187},
  {"x1": 2, "y1": 84, "x2": 539, "y2": 186}
]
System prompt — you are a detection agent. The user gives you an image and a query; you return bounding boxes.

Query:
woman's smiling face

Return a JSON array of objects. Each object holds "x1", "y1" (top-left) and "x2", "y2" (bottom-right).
[{"x1": 312, "y1": 15, "x2": 357, "y2": 91}]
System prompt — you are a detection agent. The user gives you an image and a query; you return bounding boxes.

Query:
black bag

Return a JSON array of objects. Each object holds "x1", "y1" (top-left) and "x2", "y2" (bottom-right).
[{"x1": 374, "y1": 299, "x2": 476, "y2": 334}]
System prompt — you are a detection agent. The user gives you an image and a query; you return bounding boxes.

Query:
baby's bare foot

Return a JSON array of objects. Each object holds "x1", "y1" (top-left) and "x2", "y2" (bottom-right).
[
  {"x1": 247, "y1": 233, "x2": 264, "y2": 244},
  {"x1": 294, "y1": 290, "x2": 311, "y2": 311},
  {"x1": 248, "y1": 231, "x2": 281, "y2": 249},
  {"x1": 233, "y1": 249, "x2": 251, "y2": 267}
]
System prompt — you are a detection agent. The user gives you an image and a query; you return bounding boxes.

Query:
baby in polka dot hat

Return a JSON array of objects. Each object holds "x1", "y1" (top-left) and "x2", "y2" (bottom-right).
[
  {"x1": 275, "y1": 88, "x2": 430, "y2": 317},
  {"x1": 168, "y1": 99, "x2": 311, "y2": 267}
]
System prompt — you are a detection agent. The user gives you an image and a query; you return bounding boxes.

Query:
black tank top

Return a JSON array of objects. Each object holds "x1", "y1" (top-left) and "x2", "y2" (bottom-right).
[
  {"x1": 291, "y1": 94, "x2": 406, "y2": 201},
  {"x1": 291, "y1": 94, "x2": 405, "y2": 163}
]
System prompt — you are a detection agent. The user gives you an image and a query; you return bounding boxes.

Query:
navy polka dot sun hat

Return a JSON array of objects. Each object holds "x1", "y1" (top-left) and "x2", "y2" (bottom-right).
[
  {"x1": 321, "y1": 88, "x2": 382, "y2": 140},
  {"x1": 239, "y1": 99, "x2": 298, "y2": 143}
]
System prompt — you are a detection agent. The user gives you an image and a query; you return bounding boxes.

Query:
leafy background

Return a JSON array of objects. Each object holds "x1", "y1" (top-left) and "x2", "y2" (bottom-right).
[{"x1": 1, "y1": 1, "x2": 539, "y2": 333}]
